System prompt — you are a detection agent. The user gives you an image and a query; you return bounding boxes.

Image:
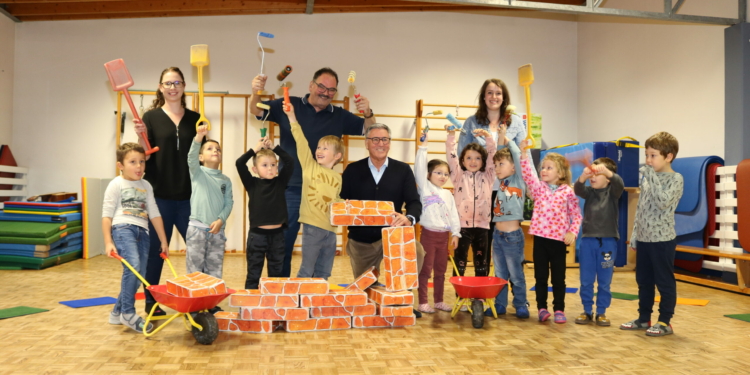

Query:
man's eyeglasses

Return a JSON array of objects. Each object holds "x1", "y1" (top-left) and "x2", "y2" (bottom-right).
[
  {"x1": 160, "y1": 81, "x2": 184, "y2": 88},
  {"x1": 313, "y1": 81, "x2": 338, "y2": 95},
  {"x1": 366, "y1": 137, "x2": 391, "y2": 145}
]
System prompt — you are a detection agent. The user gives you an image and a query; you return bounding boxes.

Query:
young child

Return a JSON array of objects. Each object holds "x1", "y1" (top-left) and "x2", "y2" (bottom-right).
[
  {"x1": 236, "y1": 136, "x2": 294, "y2": 289},
  {"x1": 446, "y1": 127, "x2": 496, "y2": 278},
  {"x1": 282, "y1": 102, "x2": 344, "y2": 280},
  {"x1": 415, "y1": 131, "x2": 461, "y2": 314},
  {"x1": 186, "y1": 125, "x2": 233, "y2": 282},
  {"x1": 573, "y1": 157, "x2": 624, "y2": 326},
  {"x1": 621, "y1": 131, "x2": 683, "y2": 337},
  {"x1": 488, "y1": 127, "x2": 529, "y2": 319},
  {"x1": 519, "y1": 142, "x2": 582, "y2": 323},
  {"x1": 103, "y1": 142, "x2": 169, "y2": 333}
]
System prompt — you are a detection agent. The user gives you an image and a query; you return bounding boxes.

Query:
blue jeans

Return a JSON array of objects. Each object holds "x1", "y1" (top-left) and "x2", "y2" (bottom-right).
[
  {"x1": 579, "y1": 237, "x2": 616, "y2": 315},
  {"x1": 297, "y1": 224, "x2": 337, "y2": 280},
  {"x1": 144, "y1": 198, "x2": 190, "y2": 305},
  {"x1": 112, "y1": 224, "x2": 150, "y2": 316},
  {"x1": 282, "y1": 185, "x2": 302, "y2": 277},
  {"x1": 492, "y1": 228, "x2": 527, "y2": 309}
]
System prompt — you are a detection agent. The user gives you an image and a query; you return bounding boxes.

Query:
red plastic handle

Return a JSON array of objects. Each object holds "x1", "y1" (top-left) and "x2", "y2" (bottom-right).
[
  {"x1": 123, "y1": 89, "x2": 158, "y2": 155},
  {"x1": 354, "y1": 93, "x2": 363, "y2": 113},
  {"x1": 111, "y1": 253, "x2": 123, "y2": 261},
  {"x1": 160, "y1": 252, "x2": 169, "y2": 260},
  {"x1": 283, "y1": 87, "x2": 290, "y2": 111}
]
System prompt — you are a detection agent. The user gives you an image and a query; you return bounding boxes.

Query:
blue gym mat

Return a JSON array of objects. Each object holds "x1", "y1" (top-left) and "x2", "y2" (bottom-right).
[
  {"x1": 0, "y1": 211, "x2": 81, "y2": 223},
  {"x1": 59, "y1": 297, "x2": 117, "y2": 308},
  {"x1": 530, "y1": 286, "x2": 578, "y2": 293},
  {"x1": 0, "y1": 232, "x2": 82, "y2": 251}
]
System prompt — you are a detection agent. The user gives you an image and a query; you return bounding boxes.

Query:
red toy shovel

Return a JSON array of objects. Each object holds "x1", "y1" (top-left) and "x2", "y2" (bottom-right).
[{"x1": 104, "y1": 59, "x2": 159, "y2": 155}]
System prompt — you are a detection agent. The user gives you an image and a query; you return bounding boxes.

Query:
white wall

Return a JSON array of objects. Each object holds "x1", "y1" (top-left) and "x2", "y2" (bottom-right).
[
  {"x1": 577, "y1": 0, "x2": 736, "y2": 160},
  {"x1": 12, "y1": 12, "x2": 579, "y2": 250},
  {"x1": 0, "y1": 15, "x2": 14, "y2": 146}
]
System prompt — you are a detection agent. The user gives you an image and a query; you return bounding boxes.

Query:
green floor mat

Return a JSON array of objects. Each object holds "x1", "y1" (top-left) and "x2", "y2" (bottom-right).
[
  {"x1": 0, "y1": 220, "x2": 81, "y2": 238},
  {"x1": 594, "y1": 292, "x2": 639, "y2": 300},
  {"x1": 0, "y1": 226, "x2": 82, "y2": 245},
  {"x1": 725, "y1": 314, "x2": 750, "y2": 323},
  {"x1": 0, "y1": 306, "x2": 49, "y2": 319},
  {"x1": 0, "y1": 249, "x2": 82, "y2": 269}
]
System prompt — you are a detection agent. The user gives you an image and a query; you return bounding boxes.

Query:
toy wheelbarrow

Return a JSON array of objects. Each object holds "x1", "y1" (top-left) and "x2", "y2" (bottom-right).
[
  {"x1": 112, "y1": 253, "x2": 235, "y2": 344},
  {"x1": 449, "y1": 255, "x2": 507, "y2": 329}
]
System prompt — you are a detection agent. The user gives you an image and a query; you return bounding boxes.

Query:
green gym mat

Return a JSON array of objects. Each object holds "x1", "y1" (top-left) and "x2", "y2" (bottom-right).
[
  {"x1": 0, "y1": 225, "x2": 82, "y2": 245},
  {"x1": 0, "y1": 249, "x2": 82, "y2": 269},
  {"x1": 0, "y1": 306, "x2": 49, "y2": 319},
  {"x1": 725, "y1": 314, "x2": 750, "y2": 323},
  {"x1": 594, "y1": 292, "x2": 639, "y2": 300},
  {"x1": 0, "y1": 220, "x2": 81, "y2": 238}
]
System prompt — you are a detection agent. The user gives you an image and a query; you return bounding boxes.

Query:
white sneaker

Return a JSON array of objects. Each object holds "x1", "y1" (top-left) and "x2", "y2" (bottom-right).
[
  {"x1": 108, "y1": 312, "x2": 122, "y2": 325},
  {"x1": 120, "y1": 313, "x2": 153, "y2": 333}
]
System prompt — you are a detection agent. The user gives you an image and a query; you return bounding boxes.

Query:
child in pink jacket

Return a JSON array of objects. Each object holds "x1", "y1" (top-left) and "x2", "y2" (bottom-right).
[
  {"x1": 446, "y1": 127, "x2": 495, "y2": 277},
  {"x1": 519, "y1": 141, "x2": 582, "y2": 324}
]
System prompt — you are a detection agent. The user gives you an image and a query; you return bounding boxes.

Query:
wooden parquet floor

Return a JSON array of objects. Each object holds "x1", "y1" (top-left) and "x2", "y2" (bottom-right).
[{"x1": 1, "y1": 254, "x2": 750, "y2": 375}]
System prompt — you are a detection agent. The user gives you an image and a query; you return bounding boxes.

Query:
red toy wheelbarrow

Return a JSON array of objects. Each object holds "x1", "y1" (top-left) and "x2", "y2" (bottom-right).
[
  {"x1": 112, "y1": 253, "x2": 235, "y2": 344},
  {"x1": 449, "y1": 256, "x2": 507, "y2": 328}
]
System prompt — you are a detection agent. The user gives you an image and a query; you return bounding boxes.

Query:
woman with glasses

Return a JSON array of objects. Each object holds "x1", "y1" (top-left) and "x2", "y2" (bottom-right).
[{"x1": 133, "y1": 67, "x2": 200, "y2": 316}]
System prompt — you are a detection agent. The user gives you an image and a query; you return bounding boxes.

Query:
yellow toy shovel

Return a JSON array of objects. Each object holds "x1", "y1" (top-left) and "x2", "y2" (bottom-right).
[
  {"x1": 518, "y1": 64, "x2": 534, "y2": 149},
  {"x1": 191, "y1": 44, "x2": 211, "y2": 130}
]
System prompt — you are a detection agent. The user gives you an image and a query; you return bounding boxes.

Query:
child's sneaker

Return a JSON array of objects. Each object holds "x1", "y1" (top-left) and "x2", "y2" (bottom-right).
[
  {"x1": 108, "y1": 311, "x2": 122, "y2": 325},
  {"x1": 538, "y1": 308, "x2": 551, "y2": 322},
  {"x1": 418, "y1": 304, "x2": 435, "y2": 314},
  {"x1": 574, "y1": 312, "x2": 592, "y2": 325},
  {"x1": 120, "y1": 313, "x2": 154, "y2": 333},
  {"x1": 553, "y1": 310, "x2": 566, "y2": 324},
  {"x1": 620, "y1": 318, "x2": 650, "y2": 330},
  {"x1": 645, "y1": 321, "x2": 673, "y2": 337},
  {"x1": 595, "y1": 313, "x2": 611, "y2": 327},
  {"x1": 485, "y1": 305, "x2": 506, "y2": 317},
  {"x1": 434, "y1": 302, "x2": 452, "y2": 312},
  {"x1": 515, "y1": 306, "x2": 530, "y2": 319}
]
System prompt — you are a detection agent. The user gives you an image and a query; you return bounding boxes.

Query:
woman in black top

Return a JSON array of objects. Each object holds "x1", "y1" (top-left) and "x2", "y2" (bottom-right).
[{"x1": 134, "y1": 67, "x2": 199, "y2": 315}]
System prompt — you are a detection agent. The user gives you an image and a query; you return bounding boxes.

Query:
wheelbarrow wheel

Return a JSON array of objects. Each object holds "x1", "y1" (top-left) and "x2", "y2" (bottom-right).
[
  {"x1": 471, "y1": 300, "x2": 484, "y2": 329},
  {"x1": 191, "y1": 312, "x2": 219, "y2": 345}
]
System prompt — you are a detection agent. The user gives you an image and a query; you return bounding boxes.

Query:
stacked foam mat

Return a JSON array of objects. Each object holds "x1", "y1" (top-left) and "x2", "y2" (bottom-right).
[
  {"x1": 0, "y1": 201, "x2": 82, "y2": 223},
  {"x1": 0, "y1": 211, "x2": 83, "y2": 269}
]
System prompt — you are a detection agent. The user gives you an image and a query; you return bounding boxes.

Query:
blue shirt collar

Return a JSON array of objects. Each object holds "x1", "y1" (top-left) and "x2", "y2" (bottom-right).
[
  {"x1": 368, "y1": 157, "x2": 389, "y2": 170},
  {"x1": 301, "y1": 94, "x2": 334, "y2": 113}
]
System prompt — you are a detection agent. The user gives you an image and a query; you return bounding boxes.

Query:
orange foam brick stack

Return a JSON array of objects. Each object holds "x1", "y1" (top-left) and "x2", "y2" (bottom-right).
[
  {"x1": 381, "y1": 226, "x2": 419, "y2": 292},
  {"x1": 165, "y1": 272, "x2": 227, "y2": 298},
  {"x1": 330, "y1": 200, "x2": 395, "y2": 226}
]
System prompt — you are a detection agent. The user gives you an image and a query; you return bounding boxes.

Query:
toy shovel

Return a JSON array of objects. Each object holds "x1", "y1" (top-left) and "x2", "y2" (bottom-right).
[
  {"x1": 518, "y1": 64, "x2": 535, "y2": 149},
  {"x1": 191, "y1": 45, "x2": 212, "y2": 131},
  {"x1": 104, "y1": 59, "x2": 159, "y2": 155}
]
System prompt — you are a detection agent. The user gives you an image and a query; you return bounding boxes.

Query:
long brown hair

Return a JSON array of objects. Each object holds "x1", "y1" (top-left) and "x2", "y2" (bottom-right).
[
  {"x1": 149, "y1": 67, "x2": 187, "y2": 110},
  {"x1": 474, "y1": 78, "x2": 511, "y2": 126}
]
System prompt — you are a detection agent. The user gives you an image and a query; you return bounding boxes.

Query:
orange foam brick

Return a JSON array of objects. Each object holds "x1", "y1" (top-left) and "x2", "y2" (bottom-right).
[
  {"x1": 165, "y1": 272, "x2": 227, "y2": 298},
  {"x1": 377, "y1": 305, "x2": 415, "y2": 317},
  {"x1": 228, "y1": 289, "x2": 299, "y2": 308},
  {"x1": 309, "y1": 304, "x2": 377, "y2": 318},
  {"x1": 215, "y1": 312, "x2": 276, "y2": 333},
  {"x1": 240, "y1": 307, "x2": 310, "y2": 321},
  {"x1": 300, "y1": 289, "x2": 368, "y2": 307},
  {"x1": 382, "y1": 227, "x2": 419, "y2": 292},
  {"x1": 366, "y1": 286, "x2": 414, "y2": 306},
  {"x1": 330, "y1": 200, "x2": 396, "y2": 226},
  {"x1": 351, "y1": 316, "x2": 416, "y2": 328},
  {"x1": 259, "y1": 277, "x2": 329, "y2": 295},
  {"x1": 282, "y1": 317, "x2": 352, "y2": 332},
  {"x1": 346, "y1": 266, "x2": 379, "y2": 292}
]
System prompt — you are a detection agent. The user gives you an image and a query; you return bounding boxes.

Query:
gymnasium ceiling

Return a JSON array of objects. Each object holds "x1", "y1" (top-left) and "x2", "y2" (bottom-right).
[{"x1": 0, "y1": 0, "x2": 586, "y2": 22}]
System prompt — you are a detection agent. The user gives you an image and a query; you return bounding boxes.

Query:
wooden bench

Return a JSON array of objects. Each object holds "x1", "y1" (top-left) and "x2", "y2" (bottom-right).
[{"x1": 675, "y1": 245, "x2": 750, "y2": 294}]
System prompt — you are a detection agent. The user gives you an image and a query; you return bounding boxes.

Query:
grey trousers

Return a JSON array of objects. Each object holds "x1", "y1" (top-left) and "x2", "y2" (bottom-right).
[
  {"x1": 186, "y1": 225, "x2": 227, "y2": 278},
  {"x1": 347, "y1": 237, "x2": 425, "y2": 279}
]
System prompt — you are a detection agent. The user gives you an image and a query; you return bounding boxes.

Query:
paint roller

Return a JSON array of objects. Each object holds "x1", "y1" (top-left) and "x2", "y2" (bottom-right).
[
  {"x1": 103, "y1": 58, "x2": 159, "y2": 155},
  {"x1": 445, "y1": 113, "x2": 466, "y2": 134},
  {"x1": 348, "y1": 71, "x2": 363, "y2": 114},
  {"x1": 420, "y1": 110, "x2": 443, "y2": 142},
  {"x1": 277, "y1": 65, "x2": 292, "y2": 112},
  {"x1": 256, "y1": 32, "x2": 274, "y2": 95},
  {"x1": 256, "y1": 103, "x2": 271, "y2": 138}
]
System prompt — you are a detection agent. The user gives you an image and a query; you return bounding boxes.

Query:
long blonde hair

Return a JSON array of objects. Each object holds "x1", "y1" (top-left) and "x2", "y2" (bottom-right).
[{"x1": 541, "y1": 152, "x2": 572, "y2": 186}]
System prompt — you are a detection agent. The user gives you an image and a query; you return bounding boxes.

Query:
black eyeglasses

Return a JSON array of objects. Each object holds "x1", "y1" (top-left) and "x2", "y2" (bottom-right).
[
  {"x1": 312, "y1": 81, "x2": 337, "y2": 94},
  {"x1": 366, "y1": 137, "x2": 391, "y2": 145},
  {"x1": 160, "y1": 81, "x2": 184, "y2": 88}
]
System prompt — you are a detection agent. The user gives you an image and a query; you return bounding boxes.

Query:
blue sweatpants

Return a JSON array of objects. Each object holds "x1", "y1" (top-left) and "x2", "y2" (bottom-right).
[{"x1": 578, "y1": 237, "x2": 616, "y2": 315}]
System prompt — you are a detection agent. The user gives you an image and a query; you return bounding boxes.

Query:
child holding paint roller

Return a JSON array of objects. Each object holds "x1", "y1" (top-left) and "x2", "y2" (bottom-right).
[
  {"x1": 415, "y1": 131, "x2": 461, "y2": 313},
  {"x1": 446, "y1": 125, "x2": 496, "y2": 279},
  {"x1": 281, "y1": 100, "x2": 345, "y2": 280},
  {"x1": 519, "y1": 140, "x2": 582, "y2": 324}
]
